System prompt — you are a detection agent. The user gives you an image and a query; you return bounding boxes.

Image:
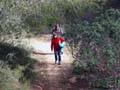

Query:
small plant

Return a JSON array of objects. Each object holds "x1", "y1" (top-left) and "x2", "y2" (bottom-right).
[{"x1": 73, "y1": 66, "x2": 81, "y2": 74}]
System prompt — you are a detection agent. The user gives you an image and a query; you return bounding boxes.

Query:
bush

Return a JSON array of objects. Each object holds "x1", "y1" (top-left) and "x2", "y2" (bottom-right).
[
  {"x1": 0, "y1": 43, "x2": 30, "y2": 68},
  {"x1": 64, "y1": 0, "x2": 120, "y2": 89},
  {"x1": 73, "y1": 66, "x2": 81, "y2": 74},
  {"x1": 0, "y1": 42, "x2": 36, "y2": 89},
  {"x1": 0, "y1": 61, "x2": 31, "y2": 90}
]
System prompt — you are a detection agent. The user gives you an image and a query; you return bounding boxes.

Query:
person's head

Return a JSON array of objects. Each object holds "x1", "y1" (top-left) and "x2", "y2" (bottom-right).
[
  {"x1": 54, "y1": 25, "x2": 57, "y2": 29},
  {"x1": 54, "y1": 24, "x2": 59, "y2": 29},
  {"x1": 53, "y1": 32, "x2": 58, "y2": 38},
  {"x1": 57, "y1": 33, "x2": 61, "y2": 38}
]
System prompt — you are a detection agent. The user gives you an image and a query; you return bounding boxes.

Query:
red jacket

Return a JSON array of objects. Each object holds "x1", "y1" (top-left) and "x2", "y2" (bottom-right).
[{"x1": 51, "y1": 37, "x2": 64, "y2": 50}]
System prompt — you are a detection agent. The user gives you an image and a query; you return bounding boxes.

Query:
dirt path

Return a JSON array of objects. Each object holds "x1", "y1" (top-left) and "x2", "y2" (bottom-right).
[{"x1": 30, "y1": 34, "x2": 73, "y2": 90}]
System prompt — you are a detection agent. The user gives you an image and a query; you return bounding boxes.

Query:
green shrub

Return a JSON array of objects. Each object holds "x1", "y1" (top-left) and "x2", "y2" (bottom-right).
[
  {"x1": 92, "y1": 75, "x2": 120, "y2": 89},
  {"x1": 73, "y1": 66, "x2": 81, "y2": 74},
  {"x1": 0, "y1": 61, "x2": 30, "y2": 90},
  {"x1": 0, "y1": 42, "x2": 36, "y2": 84},
  {"x1": 64, "y1": 0, "x2": 120, "y2": 89}
]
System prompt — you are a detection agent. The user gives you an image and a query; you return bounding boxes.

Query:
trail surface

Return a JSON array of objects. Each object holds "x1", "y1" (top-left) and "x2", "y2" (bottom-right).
[{"x1": 30, "y1": 34, "x2": 73, "y2": 90}]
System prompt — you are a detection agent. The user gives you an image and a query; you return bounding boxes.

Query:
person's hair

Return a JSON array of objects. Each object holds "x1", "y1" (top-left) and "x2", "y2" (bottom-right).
[{"x1": 55, "y1": 24, "x2": 59, "y2": 28}]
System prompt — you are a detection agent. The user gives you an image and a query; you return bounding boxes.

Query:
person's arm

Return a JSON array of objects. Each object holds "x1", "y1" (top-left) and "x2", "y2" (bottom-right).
[
  {"x1": 51, "y1": 39, "x2": 54, "y2": 51},
  {"x1": 61, "y1": 37, "x2": 64, "y2": 43}
]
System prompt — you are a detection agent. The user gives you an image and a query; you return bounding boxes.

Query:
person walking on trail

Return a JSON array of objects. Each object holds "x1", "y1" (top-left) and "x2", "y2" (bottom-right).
[
  {"x1": 51, "y1": 24, "x2": 64, "y2": 37},
  {"x1": 58, "y1": 25, "x2": 64, "y2": 37},
  {"x1": 51, "y1": 33, "x2": 65, "y2": 65}
]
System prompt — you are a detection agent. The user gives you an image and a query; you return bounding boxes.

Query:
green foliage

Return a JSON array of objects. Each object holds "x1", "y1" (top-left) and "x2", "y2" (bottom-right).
[
  {"x1": 92, "y1": 75, "x2": 120, "y2": 89},
  {"x1": 0, "y1": 43, "x2": 36, "y2": 90},
  {"x1": 0, "y1": 61, "x2": 30, "y2": 90},
  {"x1": 0, "y1": 0, "x2": 120, "y2": 89},
  {"x1": 73, "y1": 66, "x2": 81, "y2": 74},
  {"x1": 66, "y1": 8, "x2": 120, "y2": 66},
  {"x1": 0, "y1": 43, "x2": 28, "y2": 67},
  {"x1": 64, "y1": 0, "x2": 120, "y2": 89}
]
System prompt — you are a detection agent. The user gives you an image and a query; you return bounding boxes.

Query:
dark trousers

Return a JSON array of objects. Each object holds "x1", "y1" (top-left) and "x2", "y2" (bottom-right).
[{"x1": 54, "y1": 48, "x2": 61, "y2": 63}]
